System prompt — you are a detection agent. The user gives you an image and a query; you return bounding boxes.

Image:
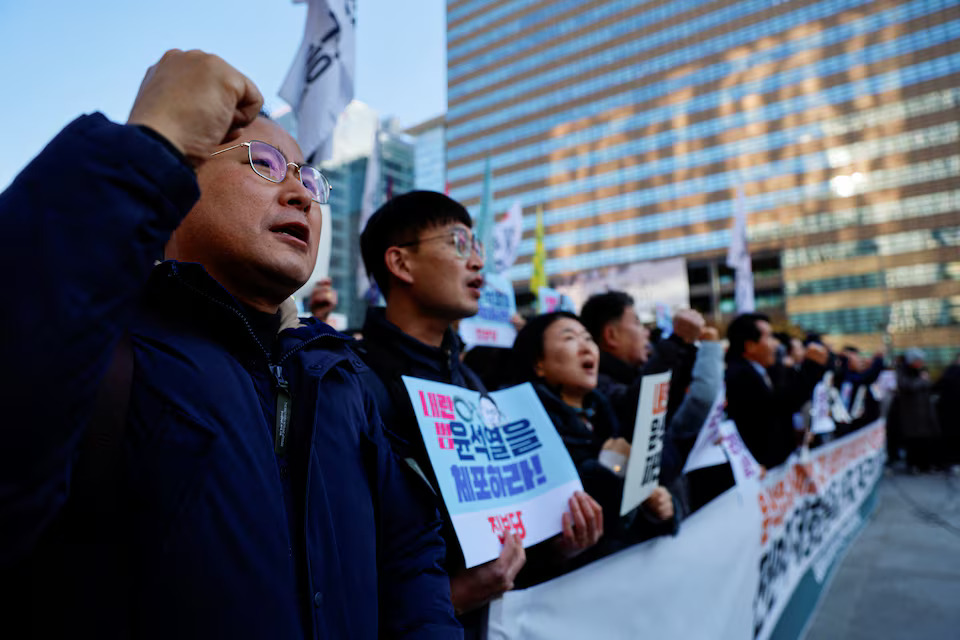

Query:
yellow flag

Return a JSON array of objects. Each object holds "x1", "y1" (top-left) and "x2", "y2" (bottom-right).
[{"x1": 530, "y1": 205, "x2": 547, "y2": 293}]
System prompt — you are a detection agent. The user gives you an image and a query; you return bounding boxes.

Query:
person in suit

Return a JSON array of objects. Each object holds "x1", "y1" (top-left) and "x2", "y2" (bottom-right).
[{"x1": 724, "y1": 313, "x2": 828, "y2": 468}]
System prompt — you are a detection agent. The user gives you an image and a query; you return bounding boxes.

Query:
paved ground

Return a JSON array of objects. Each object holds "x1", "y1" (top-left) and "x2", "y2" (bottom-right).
[{"x1": 804, "y1": 469, "x2": 960, "y2": 640}]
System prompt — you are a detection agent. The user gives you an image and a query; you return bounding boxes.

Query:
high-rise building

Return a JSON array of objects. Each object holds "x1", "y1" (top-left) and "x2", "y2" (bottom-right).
[
  {"x1": 445, "y1": 0, "x2": 960, "y2": 365},
  {"x1": 407, "y1": 115, "x2": 447, "y2": 193},
  {"x1": 320, "y1": 105, "x2": 415, "y2": 328}
]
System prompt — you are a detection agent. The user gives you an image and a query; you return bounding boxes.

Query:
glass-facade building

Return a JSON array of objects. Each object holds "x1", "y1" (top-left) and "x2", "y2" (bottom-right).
[
  {"x1": 408, "y1": 115, "x2": 447, "y2": 192},
  {"x1": 323, "y1": 126, "x2": 415, "y2": 328},
  {"x1": 445, "y1": 0, "x2": 960, "y2": 365}
]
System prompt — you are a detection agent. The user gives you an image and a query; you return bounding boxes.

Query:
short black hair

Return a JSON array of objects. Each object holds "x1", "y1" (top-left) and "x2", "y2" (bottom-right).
[
  {"x1": 509, "y1": 311, "x2": 580, "y2": 384},
  {"x1": 726, "y1": 312, "x2": 770, "y2": 359},
  {"x1": 579, "y1": 291, "x2": 634, "y2": 346},
  {"x1": 359, "y1": 190, "x2": 472, "y2": 297},
  {"x1": 773, "y1": 331, "x2": 793, "y2": 350}
]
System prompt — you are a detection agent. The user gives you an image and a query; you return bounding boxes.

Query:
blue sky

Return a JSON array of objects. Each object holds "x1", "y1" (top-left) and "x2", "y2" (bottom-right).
[{"x1": 0, "y1": 0, "x2": 446, "y2": 189}]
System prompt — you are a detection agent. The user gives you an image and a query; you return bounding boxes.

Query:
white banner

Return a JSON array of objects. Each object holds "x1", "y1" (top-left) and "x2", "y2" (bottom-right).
[
  {"x1": 280, "y1": 0, "x2": 357, "y2": 162},
  {"x1": 620, "y1": 372, "x2": 671, "y2": 515},
  {"x1": 553, "y1": 257, "x2": 689, "y2": 322},
  {"x1": 488, "y1": 486, "x2": 762, "y2": 640},
  {"x1": 754, "y1": 421, "x2": 885, "y2": 639},
  {"x1": 487, "y1": 420, "x2": 886, "y2": 640}
]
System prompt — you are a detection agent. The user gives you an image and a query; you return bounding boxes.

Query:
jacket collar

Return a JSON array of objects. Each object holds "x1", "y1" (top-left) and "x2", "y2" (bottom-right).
[
  {"x1": 362, "y1": 307, "x2": 464, "y2": 379},
  {"x1": 598, "y1": 350, "x2": 641, "y2": 385},
  {"x1": 146, "y1": 261, "x2": 349, "y2": 362}
]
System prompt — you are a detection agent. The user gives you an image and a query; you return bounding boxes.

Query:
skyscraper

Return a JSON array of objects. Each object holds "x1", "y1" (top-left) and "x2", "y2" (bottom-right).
[
  {"x1": 446, "y1": 0, "x2": 960, "y2": 365},
  {"x1": 408, "y1": 115, "x2": 447, "y2": 193}
]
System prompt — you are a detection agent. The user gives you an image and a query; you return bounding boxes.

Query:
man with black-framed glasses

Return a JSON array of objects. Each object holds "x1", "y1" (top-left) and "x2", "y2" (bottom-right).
[{"x1": 0, "y1": 50, "x2": 459, "y2": 639}]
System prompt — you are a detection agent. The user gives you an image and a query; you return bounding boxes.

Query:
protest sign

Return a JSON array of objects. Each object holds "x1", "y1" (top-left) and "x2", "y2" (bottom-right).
[
  {"x1": 493, "y1": 200, "x2": 523, "y2": 273},
  {"x1": 459, "y1": 272, "x2": 518, "y2": 349},
  {"x1": 401, "y1": 378, "x2": 583, "y2": 567},
  {"x1": 620, "y1": 372, "x2": 671, "y2": 516},
  {"x1": 683, "y1": 386, "x2": 728, "y2": 473},
  {"x1": 810, "y1": 372, "x2": 836, "y2": 434},
  {"x1": 536, "y1": 287, "x2": 576, "y2": 314},
  {"x1": 717, "y1": 419, "x2": 762, "y2": 489},
  {"x1": 554, "y1": 257, "x2": 689, "y2": 322}
]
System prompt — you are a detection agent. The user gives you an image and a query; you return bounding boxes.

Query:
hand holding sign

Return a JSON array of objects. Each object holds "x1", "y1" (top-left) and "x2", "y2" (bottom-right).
[
  {"x1": 642, "y1": 486, "x2": 674, "y2": 521},
  {"x1": 450, "y1": 534, "x2": 526, "y2": 615},
  {"x1": 556, "y1": 491, "x2": 604, "y2": 558}
]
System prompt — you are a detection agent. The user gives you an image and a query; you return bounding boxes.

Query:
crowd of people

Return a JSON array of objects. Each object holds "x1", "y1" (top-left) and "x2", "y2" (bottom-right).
[{"x1": 1, "y1": 50, "x2": 957, "y2": 638}]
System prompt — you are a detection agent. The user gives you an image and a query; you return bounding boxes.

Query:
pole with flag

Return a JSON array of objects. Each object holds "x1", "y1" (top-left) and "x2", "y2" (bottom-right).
[
  {"x1": 530, "y1": 205, "x2": 548, "y2": 296},
  {"x1": 280, "y1": 0, "x2": 357, "y2": 163},
  {"x1": 726, "y1": 186, "x2": 756, "y2": 313}
]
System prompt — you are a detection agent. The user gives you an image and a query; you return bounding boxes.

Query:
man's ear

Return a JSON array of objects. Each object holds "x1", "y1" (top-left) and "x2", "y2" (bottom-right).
[
  {"x1": 602, "y1": 322, "x2": 619, "y2": 350},
  {"x1": 534, "y1": 358, "x2": 545, "y2": 378},
  {"x1": 384, "y1": 246, "x2": 415, "y2": 286}
]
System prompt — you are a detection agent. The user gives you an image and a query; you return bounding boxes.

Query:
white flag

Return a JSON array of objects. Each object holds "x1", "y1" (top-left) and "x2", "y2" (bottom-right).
[
  {"x1": 492, "y1": 200, "x2": 523, "y2": 273},
  {"x1": 726, "y1": 186, "x2": 755, "y2": 313},
  {"x1": 357, "y1": 126, "x2": 381, "y2": 297},
  {"x1": 280, "y1": 0, "x2": 357, "y2": 162}
]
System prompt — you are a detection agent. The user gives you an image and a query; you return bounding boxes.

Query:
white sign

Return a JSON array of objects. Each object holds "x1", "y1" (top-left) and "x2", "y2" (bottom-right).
[
  {"x1": 810, "y1": 372, "x2": 837, "y2": 434},
  {"x1": 401, "y1": 378, "x2": 583, "y2": 567},
  {"x1": 459, "y1": 272, "x2": 518, "y2": 349},
  {"x1": 620, "y1": 372, "x2": 671, "y2": 516},
  {"x1": 717, "y1": 419, "x2": 763, "y2": 490},
  {"x1": 683, "y1": 387, "x2": 727, "y2": 473},
  {"x1": 493, "y1": 200, "x2": 523, "y2": 273},
  {"x1": 554, "y1": 257, "x2": 689, "y2": 322}
]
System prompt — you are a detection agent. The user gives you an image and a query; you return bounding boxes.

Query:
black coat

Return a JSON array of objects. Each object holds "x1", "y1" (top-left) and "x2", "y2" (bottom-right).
[
  {"x1": 725, "y1": 356, "x2": 824, "y2": 468},
  {"x1": 531, "y1": 383, "x2": 677, "y2": 548}
]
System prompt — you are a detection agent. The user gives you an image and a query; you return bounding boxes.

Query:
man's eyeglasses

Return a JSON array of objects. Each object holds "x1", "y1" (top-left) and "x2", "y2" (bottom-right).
[
  {"x1": 210, "y1": 140, "x2": 332, "y2": 204},
  {"x1": 396, "y1": 226, "x2": 484, "y2": 260}
]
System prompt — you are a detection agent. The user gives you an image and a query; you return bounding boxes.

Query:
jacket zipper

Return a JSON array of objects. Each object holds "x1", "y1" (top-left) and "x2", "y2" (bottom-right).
[{"x1": 174, "y1": 270, "x2": 340, "y2": 456}]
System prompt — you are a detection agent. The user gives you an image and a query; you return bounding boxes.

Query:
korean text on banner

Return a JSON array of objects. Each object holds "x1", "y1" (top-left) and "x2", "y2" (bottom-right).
[
  {"x1": 620, "y1": 372, "x2": 671, "y2": 516},
  {"x1": 458, "y1": 272, "x2": 518, "y2": 349},
  {"x1": 401, "y1": 378, "x2": 584, "y2": 568}
]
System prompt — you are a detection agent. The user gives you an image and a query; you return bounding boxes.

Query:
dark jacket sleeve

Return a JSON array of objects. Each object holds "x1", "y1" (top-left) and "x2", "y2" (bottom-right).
[
  {"x1": 0, "y1": 114, "x2": 198, "y2": 565},
  {"x1": 363, "y1": 395, "x2": 462, "y2": 639}
]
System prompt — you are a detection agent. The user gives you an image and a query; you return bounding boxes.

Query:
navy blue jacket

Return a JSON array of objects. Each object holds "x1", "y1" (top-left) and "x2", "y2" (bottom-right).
[
  {"x1": 358, "y1": 309, "x2": 491, "y2": 635},
  {"x1": 0, "y1": 114, "x2": 459, "y2": 639}
]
